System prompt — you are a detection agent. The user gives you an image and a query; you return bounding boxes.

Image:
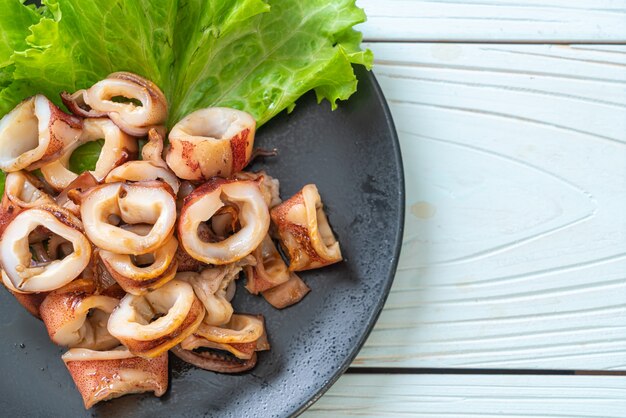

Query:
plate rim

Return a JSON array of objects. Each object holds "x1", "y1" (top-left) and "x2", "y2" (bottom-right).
[{"x1": 291, "y1": 69, "x2": 406, "y2": 417}]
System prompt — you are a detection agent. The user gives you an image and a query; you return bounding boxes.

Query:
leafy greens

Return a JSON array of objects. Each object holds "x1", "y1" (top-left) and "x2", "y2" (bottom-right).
[{"x1": 0, "y1": 0, "x2": 372, "y2": 192}]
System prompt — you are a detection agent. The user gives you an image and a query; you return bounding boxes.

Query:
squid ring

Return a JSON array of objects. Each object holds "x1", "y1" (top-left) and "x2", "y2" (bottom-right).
[
  {"x1": 0, "y1": 206, "x2": 91, "y2": 293},
  {"x1": 40, "y1": 278, "x2": 120, "y2": 350},
  {"x1": 79, "y1": 181, "x2": 176, "y2": 255},
  {"x1": 106, "y1": 162, "x2": 180, "y2": 194},
  {"x1": 180, "y1": 314, "x2": 267, "y2": 360},
  {"x1": 0, "y1": 171, "x2": 55, "y2": 235},
  {"x1": 99, "y1": 226, "x2": 178, "y2": 295},
  {"x1": 40, "y1": 118, "x2": 137, "y2": 190},
  {"x1": 0, "y1": 95, "x2": 82, "y2": 171},
  {"x1": 107, "y1": 279, "x2": 205, "y2": 358},
  {"x1": 54, "y1": 172, "x2": 99, "y2": 217},
  {"x1": 178, "y1": 179, "x2": 269, "y2": 265},
  {"x1": 62, "y1": 347, "x2": 168, "y2": 409},
  {"x1": 165, "y1": 107, "x2": 255, "y2": 180},
  {"x1": 4, "y1": 171, "x2": 54, "y2": 209},
  {"x1": 105, "y1": 128, "x2": 179, "y2": 194},
  {"x1": 270, "y1": 184, "x2": 342, "y2": 271},
  {"x1": 62, "y1": 72, "x2": 167, "y2": 136},
  {"x1": 234, "y1": 171, "x2": 282, "y2": 208}
]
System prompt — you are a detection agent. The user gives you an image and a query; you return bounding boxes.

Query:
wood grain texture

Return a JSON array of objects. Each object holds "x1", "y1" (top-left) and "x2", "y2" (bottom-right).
[
  {"x1": 306, "y1": 374, "x2": 626, "y2": 417},
  {"x1": 352, "y1": 43, "x2": 626, "y2": 369},
  {"x1": 357, "y1": 0, "x2": 626, "y2": 42}
]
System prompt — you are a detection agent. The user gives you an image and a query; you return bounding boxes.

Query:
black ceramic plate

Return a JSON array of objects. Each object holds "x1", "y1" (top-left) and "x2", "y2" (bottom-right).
[{"x1": 0, "y1": 66, "x2": 404, "y2": 418}]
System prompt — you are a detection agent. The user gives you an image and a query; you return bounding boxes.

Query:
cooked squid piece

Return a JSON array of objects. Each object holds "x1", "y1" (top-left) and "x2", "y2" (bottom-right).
[
  {"x1": 106, "y1": 128, "x2": 179, "y2": 194},
  {"x1": 181, "y1": 314, "x2": 269, "y2": 359},
  {"x1": 177, "y1": 260, "x2": 250, "y2": 326},
  {"x1": 55, "y1": 172, "x2": 99, "y2": 216},
  {"x1": 79, "y1": 181, "x2": 176, "y2": 255},
  {"x1": 1, "y1": 270, "x2": 48, "y2": 318},
  {"x1": 0, "y1": 95, "x2": 82, "y2": 171},
  {"x1": 261, "y1": 273, "x2": 310, "y2": 309},
  {"x1": 270, "y1": 184, "x2": 342, "y2": 271},
  {"x1": 62, "y1": 72, "x2": 167, "y2": 136},
  {"x1": 0, "y1": 206, "x2": 91, "y2": 293},
  {"x1": 99, "y1": 227, "x2": 178, "y2": 295},
  {"x1": 171, "y1": 344, "x2": 258, "y2": 374},
  {"x1": 244, "y1": 235, "x2": 290, "y2": 294},
  {"x1": 41, "y1": 118, "x2": 137, "y2": 190},
  {"x1": 107, "y1": 279, "x2": 205, "y2": 358},
  {"x1": 178, "y1": 179, "x2": 269, "y2": 265},
  {"x1": 0, "y1": 171, "x2": 55, "y2": 234},
  {"x1": 173, "y1": 314, "x2": 268, "y2": 373},
  {"x1": 166, "y1": 107, "x2": 255, "y2": 180},
  {"x1": 3, "y1": 171, "x2": 54, "y2": 209},
  {"x1": 234, "y1": 171, "x2": 281, "y2": 208},
  {"x1": 40, "y1": 279, "x2": 120, "y2": 350},
  {"x1": 90, "y1": 253, "x2": 128, "y2": 298},
  {"x1": 174, "y1": 243, "x2": 208, "y2": 273},
  {"x1": 62, "y1": 347, "x2": 168, "y2": 409}
]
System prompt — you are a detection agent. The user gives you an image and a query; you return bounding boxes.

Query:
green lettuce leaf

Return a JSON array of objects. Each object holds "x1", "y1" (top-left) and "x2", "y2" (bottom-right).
[
  {"x1": 10, "y1": 0, "x2": 178, "y2": 109},
  {"x1": 68, "y1": 140, "x2": 104, "y2": 174},
  {"x1": 0, "y1": 0, "x2": 41, "y2": 117},
  {"x1": 170, "y1": 0, "x2": 372, "y2": 125},
  {"x1": 0, "y1": 0, "x2": 372, "y2": 191},
  {"x1": 0, "y1": 1, "x2": 40, "y2": 68}
]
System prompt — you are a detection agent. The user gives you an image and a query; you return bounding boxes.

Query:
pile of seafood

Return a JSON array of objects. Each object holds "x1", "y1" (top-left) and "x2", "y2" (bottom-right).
[{"x1": 0, "y1": 72, "x2": 342, "y2": 409}]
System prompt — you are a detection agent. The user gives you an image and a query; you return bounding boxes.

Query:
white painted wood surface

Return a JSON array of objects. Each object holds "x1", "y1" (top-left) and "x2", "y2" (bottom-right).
[
  {"x1": 311, "y1": 2, "x2": 626, "y2": 415},
  {"x1": 350, "y1": 43, "x2": 626, "y2": 370},
  {"x1": 358, "y1": 0, "x2": 626, "y2": 42},
  {"x1": 306, "y1": 374, "x2": 626, "y2": 417}
]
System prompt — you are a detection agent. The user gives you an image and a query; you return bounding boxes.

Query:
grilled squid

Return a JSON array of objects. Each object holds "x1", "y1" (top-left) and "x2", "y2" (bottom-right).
[
  {"x1": 62, "y1": 347, "x2": 168, "y2": 409},
  {"x1": 270, "y1": 184, "x2": 342, "y2": 271},
  {"x1": 107, "y1": 279, "x2": 205, "y2": 358},
  {"x1": 181, "y1": 314, "x2": 269, "y2": 359},
  {"x1": 166, "y1": 107, "x2": 255, "y2": 180},
  {"x1": 106, "y1": 128, "x2": 179, "y2": 194},
  {"x1": 0, "y1": 206, "x2": 91, "y2": 293},
  {"x1": 234, "y1": 171, "x2": 281, "y2": 208},
  {"x1": 173, "y1": 314, "x2": 268, "y2": 374},
  {"x1": 177, "y1": 260, "x2": 249, "y2": 326},
  {"x1": 40, "y1": 278, "x2": 120, "y2": 350},
  {"x1": 244, "y1": 235, "x2": 290, "y2": 294},
  {"x1": 175, "y1": 244, "x2": 208, "y2": 273},
  {"x1": 261, "y1": 273, "x2": 311, "y2": 309},
  {"x1": 91, "y1": 253, "x2": 128, "y2": 298},
  {"x1": 99, "y1": 226, "x2": 178, "y2": 295},
  {"x1": 0, "y1": 171, "x2": 55, "y2": 234},
  {"x1": 41, "y1": 118, "x2": 137, "y2": 190},
  {"x1": 61, "y1": 72, "x2": 167, "y2": 136},
  {"x1": 0, "y1": 95, "x2": 82, "y2": 171},
  {"x1": 79, "y1": 181, "x2": 176, "y2": 255},
  {"x1": 178, "y1": 178, "x2": 269, "y2": 265},
  {"x1": 54, "y1": 172, "x2": 99, "y2": 216},
  {"x1": 3, "y1": 171, "x2": 54, "y2": 208}
]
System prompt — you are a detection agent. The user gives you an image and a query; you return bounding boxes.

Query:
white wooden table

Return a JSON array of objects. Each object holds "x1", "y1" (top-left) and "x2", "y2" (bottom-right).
[{"x1": 305, "y1": 1, "x2": 626, "y2": 416}]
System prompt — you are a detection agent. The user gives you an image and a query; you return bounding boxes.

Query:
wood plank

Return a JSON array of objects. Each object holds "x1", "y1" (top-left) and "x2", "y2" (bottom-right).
[
  {"x1": 358, "y1": 0, "x2": 626, "y2": 42},
  {"x1": 353, "y1": 43, "x2": 626, "y2": 369},
  {"x1": 306, "y1": 374, "x2": 626, "y2": 417}
]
